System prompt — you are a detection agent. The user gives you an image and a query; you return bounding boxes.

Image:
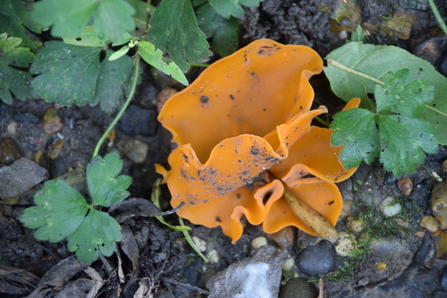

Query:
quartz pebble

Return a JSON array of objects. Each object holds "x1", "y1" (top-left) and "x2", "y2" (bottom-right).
[
  {"x1": 251, "y1": 236, "x2": 268, "y2": 249},
  {"x1": 379, "y1": 197, "x2": 402, "y2": 217},
  {"x1": 7, "y1": 121, "x2": 17, "y2": 135},
  {"x1": 192, "y1": 236, "x2": 207, "y2": 252},
  {"x1": 0, "y1": 137, "x2": 22, "y2": 165},
  {"x1": 282, "y1": 256, "x2": 295, "y2": 271},
  {"x1": 335, "y1": 232, "x2": 356, "y2": 256},
  {"x1": 346, "y1": 216, "x2": 365, "y2": 233}
]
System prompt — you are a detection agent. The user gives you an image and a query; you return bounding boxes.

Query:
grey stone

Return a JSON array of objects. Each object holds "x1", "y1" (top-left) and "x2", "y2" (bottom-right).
[
  {"x1": 279, "y1": 278, "x2": 318, "y2": 298},
  {"x1": 117, "y1": 139, "x2": 149, "y2": 164},
  {"x1": 296, "y1": 240, "x2": 336, "y2": 276},
  {"x1": 0, "y1": 158, "x2": 48, "y2": 199}
]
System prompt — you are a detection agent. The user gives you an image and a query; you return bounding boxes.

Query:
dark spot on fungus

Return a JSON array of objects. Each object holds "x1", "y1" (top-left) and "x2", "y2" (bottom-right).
[
  {"x1": 182, "y1": 153, "x2": 189, "y2": 164},
  {"x1": 236, "y1": 193, "x2": 241, "y2": 199},
  {"x1": 216, "y1": 216, "x2": 222, "y2": 222},
  {"x1": 328, "y1": 200, "x2": 334, "y2": 206},
  {"x1": 200, "y1": 96, "x2": 209, "y2": 104},
  {"x1": 250, "y1": 146, "x2": 259, "y2": 155},
  {"x1": 230, "y1": 94, "x2": 234, "y2": 100}
]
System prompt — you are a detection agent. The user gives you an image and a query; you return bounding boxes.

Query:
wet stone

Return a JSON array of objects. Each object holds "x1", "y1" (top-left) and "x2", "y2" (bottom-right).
[
  {"x1": 117, "y1": 139, "x2": 149, "y2": 164},
  {"x1": 118, "y1": 105, "x2": 157, "y2": 137},
  {"x1": 0, "y1": 137, "x2": 23, "y2": 165},
  {"x1": 296, "y1": 240, "x2": 336, "y2": 276},
  {"x1": 268, "y1": 226, "x2": 296, "y2": 248},
  {"x1": 13, "y1": 112, "x2": 39, "y2": 123},
  {"x1": 42, "y1": 107, "x2": 63, "y2": 134},
  {"x1": 413, "y1": 27, "x2": 447, "y2": 66},
  {"x1": 46, "y1": 139, "x2": 64, "y2": 160},
  {"x1": 399, "y1": 0, "x2": 429, "y2": 10},
  {"x1": 441, "y1": 264, "x2": 447, "y2": 291},
  {"x1": 278, "y1": 277, "x2": 318, "y2": 298},
  {"x1": 0, "y1": 158, "x2": 48, "y2": 199}
]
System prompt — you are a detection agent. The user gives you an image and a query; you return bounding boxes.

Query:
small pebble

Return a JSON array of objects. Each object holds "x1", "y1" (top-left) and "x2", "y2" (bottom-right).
[
  {"x1": 335, "y1": 232, "x2": 356, "y2": 256},
  {"x1": 376, "y1": 262, "x2": 387, "y2": 271},
  {"x1": 206, "y1": 249, "x2": 219, "y2": 264},
  {"x1": 381, "y1": 12, "x2": 416, "y2": 40},
  {"x1": 46, "y1": 139, "x2": 64, "y2": 159},
  {"x1": 117, "y1": 139, "x2": 149, "y2": 164},
  {"x1": 278, "y1": 278, "x2": 318, "y2": 298},
  {"x1": 0, "y1": 137, "x2": 22, "y2": 165},
  {"x1": 192, "y1": 236, "x2": 207, "y2": 252},
  {"x1": 379, "y1": 197, "x2": 402, "y2": 217},
  {"x1": 397, "y1": 178, "x2": 413, "y2": 196},
  {"x1": 346, "y1": 216, "x2": 365, "y2": 233},
  {"x1": 268, "y1": 226, "x2": 295, "y2": 248},
  {"x1": 420, "y1": 215, "x2": 440, "y2": 233},
  {"x1": 251, "y1": 236, "x2": 268, "y2": 249},
  {"x1": 42, "y1": 107, "x2": 63, "y2": 134},
  {"x1": 118, "y1": 105, "x2": 158, "y2": 137},
  {"x1": 296, "y1": 240, "x2": 336, "y2": 276},
  {"x1": 7, "y1": 121, "x2": 18, "y2": 135},
  {"x1": 282, "y1": 256, "x2": 295, "y2": 271}
]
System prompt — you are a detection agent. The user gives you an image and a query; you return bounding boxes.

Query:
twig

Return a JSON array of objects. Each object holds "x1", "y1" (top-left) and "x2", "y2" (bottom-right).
[{"x1": 160, "y1": 277, "x2": 209, "y2": 295}]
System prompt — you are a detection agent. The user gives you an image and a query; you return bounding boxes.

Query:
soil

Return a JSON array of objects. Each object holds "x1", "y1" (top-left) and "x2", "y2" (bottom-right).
[{"x1": 1, "y1": 0, "x2": 447, "y2": 297}]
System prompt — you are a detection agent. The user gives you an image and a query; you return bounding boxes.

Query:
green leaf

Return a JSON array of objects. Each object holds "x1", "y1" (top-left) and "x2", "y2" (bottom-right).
[
  {"x1": 196, "y1": 3, "x2": 240, "y2": 57},
  {"x1": 0, "y1": 0, "x2": 41, "y2": 51},
  {"x1": 87, "y1": 152, "x2": 131, "y2": 207},
  {"x1": 324, "y1": 42, "x2": 447, "y2": 144},
  {"x1": 19, "y1": 180, "x2": 89, "y2": 243},
  {"x1": 0, "y1": 33, "x2": 35, "y2": 104},
  {"x1": 375, "y1": 69, "x2": 435, "y2": 117},
  {"x1": 138, "y1": 41, "x2": 189, "y2": 86},
  {"x1": 208, "y1": 0, "x2": 263, "y2": 19},
  {"x1": 379, "y1": 115, "x2": 438, "y2": 176},
  {"x1": 148, "y1": 0, "x2": 212, "y2": 72},
  {"x1": 126, "y1": 0, "x2": 148, "y2": 30},
  {"x1": 94, "y1": 50, "x2": 133, "y2": 113},
  {"x1": 67, "y1": 209, "x2": 122, "y2": 262},
  {"x1": 31, "y1": 41, "x2": 132, "y2": 111},
  {"x1": 109, "y1": 45, "x2": 130, "y2": 61},
  {"x1": 32, "y1": 0, "x2": 135, "y2": 44},
  {"x1": 62, "y1": 26, "x2": 108, "y2": 47},
  {"x1": 30, "y1": 41, "x2": 101, "y2": 106},
  {"x1": 331, "y1": 108, "x2": 380, "y2": 169}
]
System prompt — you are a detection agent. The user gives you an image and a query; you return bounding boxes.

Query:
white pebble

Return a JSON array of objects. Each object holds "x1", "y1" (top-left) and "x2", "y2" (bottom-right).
[
  {"x1": 192, "y1": 236, "x2": 207, "y2": 252},
  {"x1": 282, "y1": 256, "x2": 295, "y2": 271},
  {"x1": 206, "y1": 249, "x2": 219, "y2": 264},
  {"x1": 379, "y1": 197, "x2": 401, "y2": 217}
]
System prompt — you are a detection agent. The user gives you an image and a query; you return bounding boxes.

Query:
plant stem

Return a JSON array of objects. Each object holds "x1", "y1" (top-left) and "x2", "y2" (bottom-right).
[
  {"x1": 327, "y1": 59, "x2": 384, "y2": 86},
  {"x1": 92, "y1": 56, "x2": 141, "y2": 158},
  {"x1": 314, "y1": 116, "x2": 330, "y2": 127},
  {"x1": 179, "y1": 217, "x2": 209, "y2": 263},
  {"x1": 429, "y1": 0, "x2": 447, "y2": 36}
]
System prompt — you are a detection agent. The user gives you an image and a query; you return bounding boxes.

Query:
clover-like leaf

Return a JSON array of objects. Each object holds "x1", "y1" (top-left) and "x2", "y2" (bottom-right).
[
  {"x1": 19, "y1": 180, "x2": 89, "y2": 243},
  {"x1": 0, "y1": 33, "x2": 35, "y2": 104},
  {"x1": 379, "y1": 115, "x2": 438, "y2": 177},
  {"x1": 67, "y1": 209, "x2": 122, "y2": 263},
  {"x1": 87, "y1": 152, "x2": 131, "y2": 207},
  {"x1": 138, "y1": 40, "x2": 188, "y2": 86},
  {"x1": 32, "y1": 0, "x2": 135, "y2": 44},
  {"x1": 331, "y1": 108, "x2": 380, "y2": 169},
  {"x1": 148, "y1": 0, "x2": 212, "y2": 71}
]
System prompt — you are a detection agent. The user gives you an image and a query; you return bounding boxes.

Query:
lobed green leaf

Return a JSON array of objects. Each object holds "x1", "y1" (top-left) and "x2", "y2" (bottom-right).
[
  {"x1": 379, "y1": 115, "x2": 438, "y2": 177},
  {"x1": 67, "y1": 209, "x2": 122, "y2": 262},
  {"x1": 148, "y1": 0, "x2": 212, "y2": 72},
  {"x1": 0, "y1": 33, "x2": 35, "y2": 104},
  {"x1": 18, "y1": 180, "x2": 88, "y2": 243},
  {"x1": 331, "y1": 108, "x2": 380, "y2": 169},
  {"x1": 208, "y1": 0, "x2": 264, "y2": 19},
  {"x1": 87, "y1": 152, "x2": 131, "y2": 207}
]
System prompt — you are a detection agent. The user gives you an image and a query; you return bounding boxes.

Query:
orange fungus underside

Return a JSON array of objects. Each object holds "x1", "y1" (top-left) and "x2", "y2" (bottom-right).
[{"x1": 156, "y1": 39, "x2": 360, "y2": 243}]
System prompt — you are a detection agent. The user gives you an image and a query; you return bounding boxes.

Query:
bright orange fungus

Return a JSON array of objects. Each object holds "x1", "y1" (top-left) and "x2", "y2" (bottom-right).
[{"x1": 156, "y1": 39, "x2": 359, "y2": 243}]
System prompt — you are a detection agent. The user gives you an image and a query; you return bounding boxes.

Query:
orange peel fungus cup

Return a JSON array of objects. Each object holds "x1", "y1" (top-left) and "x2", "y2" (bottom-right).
[{"x1": 157, "y1": 39, "x2": 359, "y2": 243}]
